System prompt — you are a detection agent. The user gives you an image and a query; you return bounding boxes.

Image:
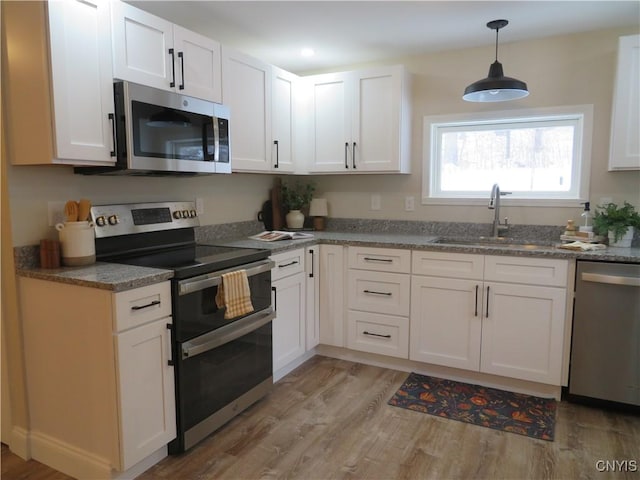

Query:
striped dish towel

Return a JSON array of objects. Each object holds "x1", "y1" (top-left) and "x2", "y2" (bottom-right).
[{"x1": 215, "y1": 270, "x2": 254, "y2": 319}]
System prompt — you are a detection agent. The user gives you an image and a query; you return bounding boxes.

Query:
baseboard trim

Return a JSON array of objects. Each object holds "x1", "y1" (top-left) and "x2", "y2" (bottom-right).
[
  {"x1": 30, "y1": 430, "x2": 113, "y2": 480},
  {"x1": 9, "y1": 426, "x2": 30, "y2": 460}
]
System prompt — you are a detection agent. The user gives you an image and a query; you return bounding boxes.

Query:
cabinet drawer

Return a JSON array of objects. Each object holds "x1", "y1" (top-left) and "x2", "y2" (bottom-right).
[
  {"x1": 484, "y1": 256, "x2": 568, "y2": 287},
  {"x1": 412, "y1": 251, "x2": 484, "y2": 280},
  {"x1": 347, "y1": 310, "x2": 409, "y2": 359},
  {"x1": 348, "y1": 270, "x2": 410, "y2": 316},
  {"x1": 271, "y1": 248, "x2": 305, "y2": 281},
  {"x1": 348, "y1": 247, "x2": 411, "y2": 273},
  {"x1": 114, "y1": 282, "x2": 172, "y2": 332}
]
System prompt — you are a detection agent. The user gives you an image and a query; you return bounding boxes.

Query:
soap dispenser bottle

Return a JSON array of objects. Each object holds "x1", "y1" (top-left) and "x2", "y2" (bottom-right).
[{"x1": 579, "y1": 202, "x2": 593, "y2": 233}]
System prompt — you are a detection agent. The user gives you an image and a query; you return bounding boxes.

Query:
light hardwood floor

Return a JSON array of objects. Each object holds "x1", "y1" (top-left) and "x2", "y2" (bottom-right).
[{"x1": 3, "y1": 355, "x2": 639, "y2": 479}]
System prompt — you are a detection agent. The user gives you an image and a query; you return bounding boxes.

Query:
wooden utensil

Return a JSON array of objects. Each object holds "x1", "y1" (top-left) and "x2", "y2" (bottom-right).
[
  {"x1": 78, "y1": 198, "x2": 91, "y2": 222},
  {"x1": 64, "y1": 200, "x2": 78, "y2": 222}
]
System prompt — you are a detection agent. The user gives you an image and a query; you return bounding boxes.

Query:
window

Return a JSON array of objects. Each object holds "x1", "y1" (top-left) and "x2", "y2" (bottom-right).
[{"x1": 423, "y1": 105, "x2": 593, "y2": 206}]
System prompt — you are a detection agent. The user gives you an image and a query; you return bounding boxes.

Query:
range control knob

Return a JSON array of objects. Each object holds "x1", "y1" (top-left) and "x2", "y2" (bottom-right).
[
  {"x1": 173, "y1": 210, "x2": 182, "y2": 219},
  {"x1": 95, "y1": 216, "x2": 107, "y2": 227},
  {"x1": 189, "y1": 210, "x2": 197, "y2": 218},
  {"x1": 182, "y1": 210, "x2": 189, "y2": 218},
  {"x1": 107, "y1": 215, "x2": 119, "y2": 225}
]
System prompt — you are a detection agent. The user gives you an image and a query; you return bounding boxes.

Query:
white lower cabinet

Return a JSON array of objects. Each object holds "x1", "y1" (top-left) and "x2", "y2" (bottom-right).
[
  {"x1": 410, "y1": 252, "x2": 569, "y2": 385},
  {"x1": 17, "y1": 278, "x2": 175, "y2": 478},
  {"x1": 271, "y1": 249, "x2": 306, "y2": 379},
  {"x1": 346, "y1": 247, "x2": 411, "y2": 359},
  {"x1": 319, "y1": 244, "x2": 346, "y2": 347}
]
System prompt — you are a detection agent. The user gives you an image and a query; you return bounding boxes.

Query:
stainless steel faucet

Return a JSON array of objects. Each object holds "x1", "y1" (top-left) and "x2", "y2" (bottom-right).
[{"x1": 488, "y1": 183, "x2": 511, "y2": 237}]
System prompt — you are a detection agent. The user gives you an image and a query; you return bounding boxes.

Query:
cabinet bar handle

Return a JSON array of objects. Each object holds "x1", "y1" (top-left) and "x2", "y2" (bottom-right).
[
  {"x1": 278, "y1": 260, "x2": 299, "y2": 268},
  {"x1": 352, "y1": 142, "x2": 357, "y2": 169},
  {"x1": 131, "y1": 300, "x2": 161, "y2": 311},
  {"x1": 363, "y1": 289, "x2": 392, "y2": 296},
  {"x1": 108, "y1": 113, "x2": 116, "y2": 157},
  {"x1": 271, "y1": 286, "x2": 277, "y2": 311},
  {"x1": 178, "y1": 51, "x2": 185, "y2": 90},
  {"x1": 309, "y1": 249, "x2": 315, "y2": 278},
  {"x1": 486, "y1": 285, "x2": 490, "y2": 318},
  {"x1": 363, "y1": 331, "x2": 391, "y2": 339},
  {"x1": 345, "y1": 142, "x2": 349, "y2": 169},
  {"x1": 363, "y1": 257, "x2": 393, "y2": 263},
  {"x1": 169, "y1": 48, "x2": 176, "y2": 88},
  {"x1": 274, "y1": 140, "x2": 279, "y2": 168},
  {"x1": 166, "y1": 323, "x2": 174, "y2": 366},
  {"x1": 474, "y1": 284, "x2": 479, "y2": 317}
]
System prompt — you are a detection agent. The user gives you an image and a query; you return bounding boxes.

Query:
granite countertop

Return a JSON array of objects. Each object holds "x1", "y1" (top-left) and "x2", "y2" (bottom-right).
[{"x1": 16, "y1": 231, "x2": 640, "y2": 291}]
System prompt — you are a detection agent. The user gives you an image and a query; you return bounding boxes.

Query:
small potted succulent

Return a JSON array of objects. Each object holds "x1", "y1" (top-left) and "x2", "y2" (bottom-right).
[
  {"x1": 593, "y1": 201, "x2": 640, "y2": 247},
  {"x1": 281, "y1": 180, "x2": 315, "y2": 229}
]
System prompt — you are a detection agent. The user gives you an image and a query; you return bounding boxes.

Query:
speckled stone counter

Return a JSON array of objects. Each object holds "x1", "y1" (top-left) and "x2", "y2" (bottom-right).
[{"x1": 17, "y1": 263, "x2": 173, "y2": 292}]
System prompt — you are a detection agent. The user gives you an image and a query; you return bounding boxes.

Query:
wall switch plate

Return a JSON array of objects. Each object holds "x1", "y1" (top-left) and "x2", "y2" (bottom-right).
[
  {"x1": 405, "y1": 196, "x2": 415, "y2": 211},
  {"x1": 370, "y1": 194, "x2": 381, "y2": 211},
  {"x1": 48, "y1": 201, "x2": 66, "y2": 226},
  {"x1": 196, "y1": 198, "x2": 204, "y2": 215}
]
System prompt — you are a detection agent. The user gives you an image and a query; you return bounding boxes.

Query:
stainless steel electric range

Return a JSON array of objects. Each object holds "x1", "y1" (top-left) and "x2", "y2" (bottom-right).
[{"x1": 92, "y1": 201, "x2": 275, "y2": 453}]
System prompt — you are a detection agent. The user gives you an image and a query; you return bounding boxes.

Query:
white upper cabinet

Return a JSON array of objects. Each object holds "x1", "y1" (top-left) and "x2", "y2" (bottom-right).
[
  {"x1": 271, "y1": 66, "x2": 298, "y2": 173},
  {"x1": 609, "y1": 34, "x2": 640, "y2": 170},
  {"x1": 3, "y1": 0, "x2": 116, "y2": 165},
  {"x1": 305, "y1": 65, "x2": 411, "y2": 174},
  {"x1": 222, "y1": 47, "x2": 272, "y2": 172},
  {"x1": 111, "y1": 0, "x2": 222, "y2": 103}
]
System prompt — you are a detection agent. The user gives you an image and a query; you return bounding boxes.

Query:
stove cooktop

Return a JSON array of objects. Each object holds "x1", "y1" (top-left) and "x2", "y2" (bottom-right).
[{"x1": 113, "y1": 244, "x2": 270, "y2": 279}]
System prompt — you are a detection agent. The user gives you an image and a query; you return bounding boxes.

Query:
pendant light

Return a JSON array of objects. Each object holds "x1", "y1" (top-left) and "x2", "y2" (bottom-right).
[{"x1": 463, "y1": 19, "x2": 529, "y2": 102}]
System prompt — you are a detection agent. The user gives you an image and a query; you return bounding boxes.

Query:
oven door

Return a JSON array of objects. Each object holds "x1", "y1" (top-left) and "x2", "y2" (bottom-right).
[{"x1": 170, "y1": 307, "x2": 274, "y2": 453}]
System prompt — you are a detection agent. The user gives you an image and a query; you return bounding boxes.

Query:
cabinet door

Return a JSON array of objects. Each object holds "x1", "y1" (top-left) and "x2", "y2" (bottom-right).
[
  {"x1": 173, "y1": 25, "x2": 222, "y2": 103},
  {"x1": 410, "y1": 276, "x2": 482, "y2": 370},
  {"x1": 48, "y1": 0, "x2": 115, "y2": 163},
  {"x1": 111, "y1": 1, "x2": 174, "y2": 90},
  {"x1": 272, "y1": 272, "x2": 306, "y2": 374},
  {"x1": 271, "y1": 67, "x2": 298, "y2": 173},
  {"x1": 222, "y1": 47, "x2": 272, "y2": 172},
  {"x1": 307, "y1": 72, "x2": 353, "y2": 172},
  {"x1": 305, "y1": 246, "x2": 320, "y2": 350},
  {"x1": 609, "y1": 34, "x2": 640, "y2": 170},
  {"x1": 480, "y1": 282, "x2": 566, "y2": 385},
  {"x1": 352, "y1": 66, "x2": 407, "y2": 172},
  {"x1": 116, "y1": 317, "x2": 176, "y2": 470},
  {"x1": 319, "y1": 245, "x2": 346, "y2": 346}
]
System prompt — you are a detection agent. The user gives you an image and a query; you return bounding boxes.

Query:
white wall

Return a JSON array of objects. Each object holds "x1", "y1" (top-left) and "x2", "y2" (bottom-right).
[{"x1": 7, "y1": 26, "x2": 640, "y2": 246}]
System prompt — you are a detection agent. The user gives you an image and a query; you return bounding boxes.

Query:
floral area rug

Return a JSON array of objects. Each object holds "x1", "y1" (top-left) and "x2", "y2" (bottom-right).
[{"x1": 388, "y1": 372, "x2": 556, "y2": 441}]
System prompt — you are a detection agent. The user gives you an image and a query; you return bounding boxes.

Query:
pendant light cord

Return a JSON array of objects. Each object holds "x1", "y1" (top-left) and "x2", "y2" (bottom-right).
[{"x1": 494, "y1": 27, "x2": 500, "y2": 62}]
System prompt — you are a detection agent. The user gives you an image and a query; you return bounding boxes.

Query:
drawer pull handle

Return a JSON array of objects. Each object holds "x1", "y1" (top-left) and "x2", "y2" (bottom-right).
[
  {"x1": 278, "y1": 260, "x2": 299, "y2": 268},
  {"x1": 363, "y1": 331, "x2": 391, "y2": 339},
  {"x1": 363, "y1": 257, "x2": 393, "y2": 263},
  {"x1": 363, "y1": 289, "x2": 392, "y2": 296},
  {"x1": 131, "y1": 300, "x2": 161, "y2": 311}
]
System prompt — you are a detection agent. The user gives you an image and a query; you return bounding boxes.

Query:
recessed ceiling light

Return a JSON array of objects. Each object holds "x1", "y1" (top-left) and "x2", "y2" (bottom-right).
[{"x1": 300, "y1": 48, "x2": 315, "y2": 57}]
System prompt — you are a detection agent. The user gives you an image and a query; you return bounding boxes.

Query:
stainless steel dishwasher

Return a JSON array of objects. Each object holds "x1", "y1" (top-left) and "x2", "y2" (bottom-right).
[{"x1": 569, "y1": 261, "x2": 640, "y2": 407}]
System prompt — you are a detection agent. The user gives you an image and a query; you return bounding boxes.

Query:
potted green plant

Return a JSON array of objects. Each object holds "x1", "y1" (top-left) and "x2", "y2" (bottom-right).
[
  {"x1": 593, "y1": 201, "x2": 640, "y2": 247},
  {"x1": 281, "y1": 180, "x2": 315, "y2": 229}
]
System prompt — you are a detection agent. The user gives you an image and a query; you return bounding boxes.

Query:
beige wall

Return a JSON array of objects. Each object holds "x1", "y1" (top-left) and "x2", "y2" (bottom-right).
[{"x1": 7, "y1": 26, "x2": 640, "y2": 247}]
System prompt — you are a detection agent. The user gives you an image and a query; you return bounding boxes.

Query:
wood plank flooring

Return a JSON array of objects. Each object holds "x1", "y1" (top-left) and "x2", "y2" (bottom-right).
[{"x1": 3, "y1": 355, "x2": 639, "y2": 479}]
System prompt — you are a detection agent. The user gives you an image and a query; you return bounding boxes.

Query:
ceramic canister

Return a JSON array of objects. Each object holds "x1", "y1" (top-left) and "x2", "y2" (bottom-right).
[{"x1": 55, "y1": 221, "x2": 96, "y2": 266}]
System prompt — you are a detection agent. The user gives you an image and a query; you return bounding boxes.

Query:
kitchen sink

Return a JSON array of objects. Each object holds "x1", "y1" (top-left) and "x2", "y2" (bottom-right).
[{"x1": 434, "y1": 237, "x2": 556, "y2": 250}]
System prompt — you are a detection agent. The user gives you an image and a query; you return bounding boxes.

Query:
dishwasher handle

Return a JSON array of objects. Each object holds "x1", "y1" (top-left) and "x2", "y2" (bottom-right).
[{"x1": 582, "y1": 272, "x2": 640, "y2": 287}]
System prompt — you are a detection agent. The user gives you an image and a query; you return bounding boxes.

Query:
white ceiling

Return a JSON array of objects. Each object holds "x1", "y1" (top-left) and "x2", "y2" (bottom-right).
[{"x1": 128, "y1": 1, "x2": 640, "y2": 73}]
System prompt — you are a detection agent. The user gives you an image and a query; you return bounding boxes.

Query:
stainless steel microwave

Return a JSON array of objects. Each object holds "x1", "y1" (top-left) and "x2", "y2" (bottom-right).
[{"x1": 75, "y1": 81, "x2": 230, "y2": 176}]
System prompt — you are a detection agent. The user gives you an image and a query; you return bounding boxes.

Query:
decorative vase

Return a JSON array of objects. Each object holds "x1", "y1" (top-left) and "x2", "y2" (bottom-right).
[
  {"x1": 285, "y1": 210, "x2": 304, "y2": 229},
  {"x1": 608, "y1": 227, "x2": 634, "y2": 248}
]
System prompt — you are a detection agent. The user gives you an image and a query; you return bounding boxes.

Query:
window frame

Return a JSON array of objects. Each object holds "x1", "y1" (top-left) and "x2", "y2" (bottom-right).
[{"x1": 422, "y1": 105, "x2": 594, "y2": 207}]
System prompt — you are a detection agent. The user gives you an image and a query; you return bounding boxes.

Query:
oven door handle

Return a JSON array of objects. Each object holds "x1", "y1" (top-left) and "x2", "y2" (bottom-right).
[
  {"x1": 181, "y1": 307, "x2": 275, "y2": 359},
  {"x1": 177, "y1": 259, "x2": 274, "y2": 296}
]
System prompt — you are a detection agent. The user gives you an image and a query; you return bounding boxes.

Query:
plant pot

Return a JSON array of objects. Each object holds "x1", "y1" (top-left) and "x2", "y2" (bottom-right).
[
  {"x1": 285, "y1": 210, "x2": 305, "y2": 229},
  {"x1": 608, "y1": 227, "x2": 634, "y2": 248}
]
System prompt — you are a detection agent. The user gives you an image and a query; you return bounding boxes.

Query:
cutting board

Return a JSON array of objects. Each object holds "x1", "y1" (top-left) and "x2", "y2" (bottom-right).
[{"x1": 271, "y1": 178, "x2": 284, "y2": 230}]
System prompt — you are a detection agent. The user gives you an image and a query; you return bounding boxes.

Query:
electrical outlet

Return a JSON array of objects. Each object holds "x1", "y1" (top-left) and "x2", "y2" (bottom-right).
[
  {"x1": 48, "y1": 201, "x2": 66, "y2": 226},
  {"x1": 370, "y1": 194, "x2": 381, "y2": 211},
  {"x1": 196, "y1": 197, "x2": 204, "y2": 215},
  {"x1": 405, "y1": 196, "x2": 415, "y2": 211}
]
